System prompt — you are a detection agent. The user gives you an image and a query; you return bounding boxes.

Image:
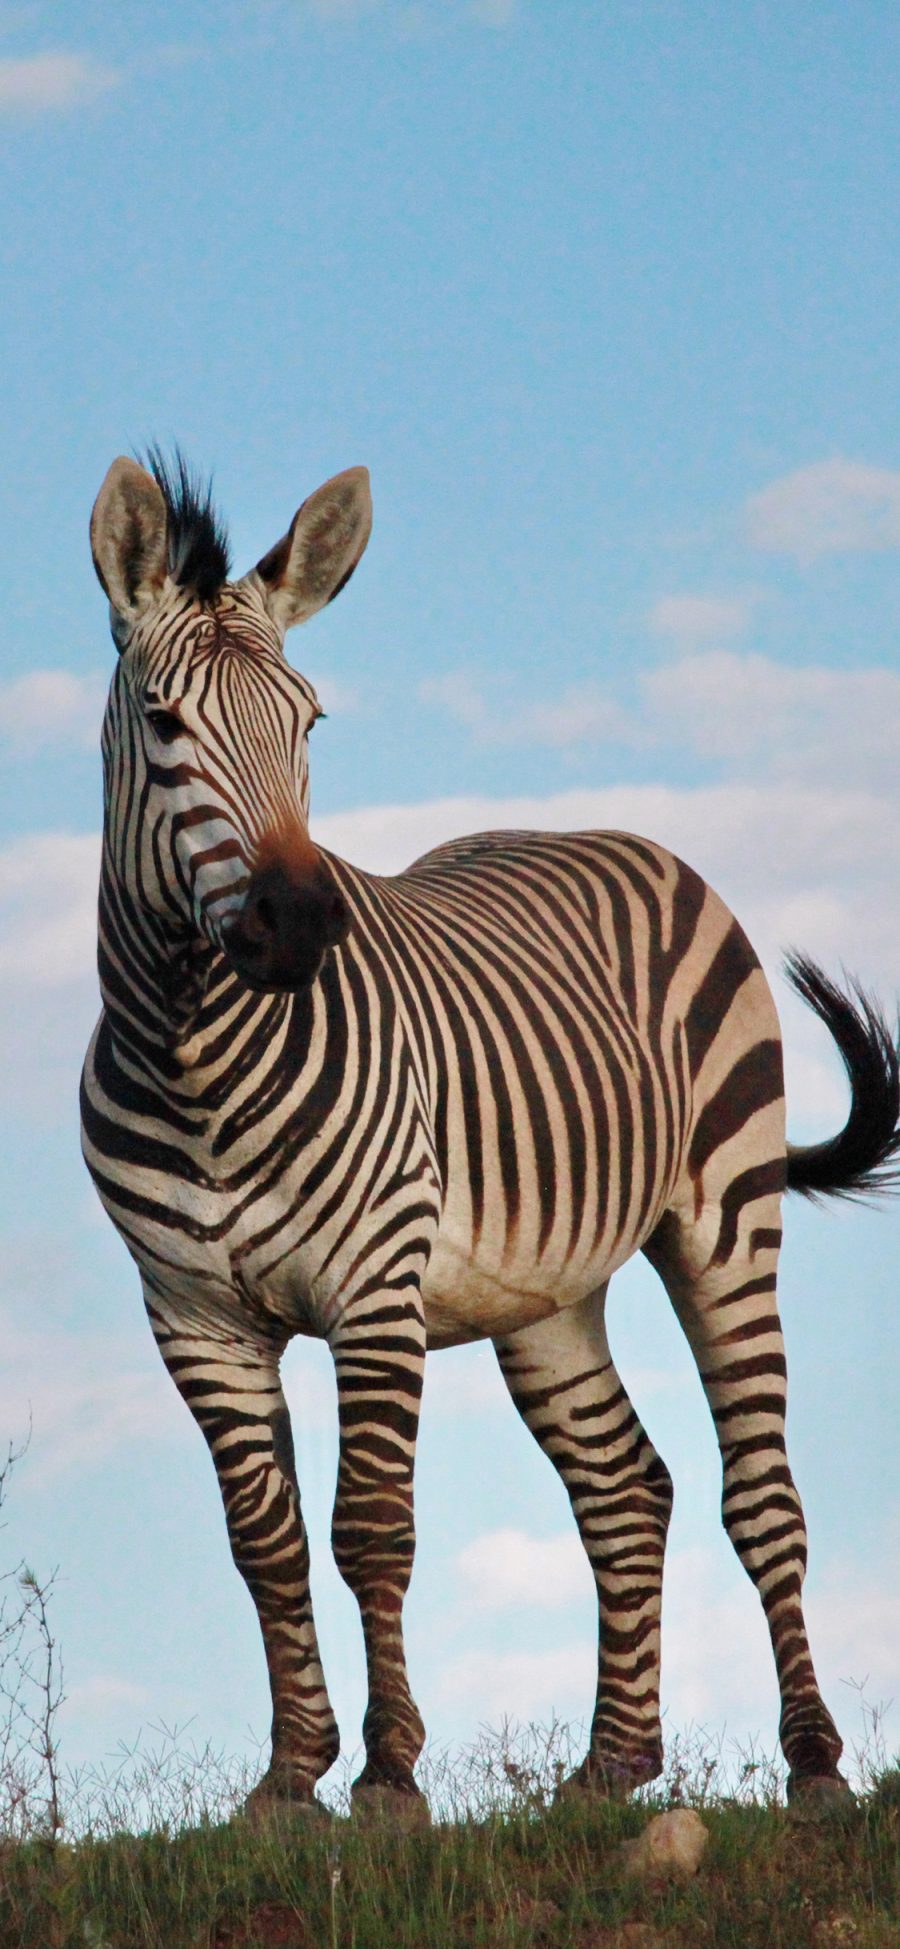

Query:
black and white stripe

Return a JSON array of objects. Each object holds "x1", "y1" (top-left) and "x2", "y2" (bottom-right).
[{"x1": 81, "y1": 453, "x2": 900, "y2": 1814}]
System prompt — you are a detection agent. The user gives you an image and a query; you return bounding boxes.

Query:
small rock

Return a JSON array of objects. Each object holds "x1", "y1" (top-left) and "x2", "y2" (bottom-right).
[
  {"x1": 620, "y1": 1807, "x2": 709, "y2": 1885},
  {"x1": 813, "y1": 1916, "x2": 861, "y2": 1947}
]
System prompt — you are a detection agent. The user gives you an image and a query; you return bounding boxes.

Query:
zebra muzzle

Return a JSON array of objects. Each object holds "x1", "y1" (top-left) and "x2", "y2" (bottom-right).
[{"x1": 223, "y1": 856, "x2": 349, "y2": 992}]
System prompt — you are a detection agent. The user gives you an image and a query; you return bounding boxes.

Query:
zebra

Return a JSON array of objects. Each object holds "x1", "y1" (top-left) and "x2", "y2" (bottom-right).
[{"x1": 81, "y1": 450, "x2": 899, "y2": 1820}]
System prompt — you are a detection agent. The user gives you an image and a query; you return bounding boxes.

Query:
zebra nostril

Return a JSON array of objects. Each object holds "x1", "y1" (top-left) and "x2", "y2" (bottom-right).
[
  {"x1": 241, "y1": 891, "x2": 277, "y2": 946},
  {"x1": 325, "y1": 888, "x2": 350, "y2": 941}
]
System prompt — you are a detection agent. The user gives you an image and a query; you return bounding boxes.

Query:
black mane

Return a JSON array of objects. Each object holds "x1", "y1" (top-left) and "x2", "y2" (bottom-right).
[{"x1": 143, "y1": 445, "x2": 231, "y2": 602}]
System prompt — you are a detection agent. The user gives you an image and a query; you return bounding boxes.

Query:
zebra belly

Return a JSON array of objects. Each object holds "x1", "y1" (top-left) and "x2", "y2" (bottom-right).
[{"x1": 420, "y1": 1225, "x2": 637, "y2": 1348}]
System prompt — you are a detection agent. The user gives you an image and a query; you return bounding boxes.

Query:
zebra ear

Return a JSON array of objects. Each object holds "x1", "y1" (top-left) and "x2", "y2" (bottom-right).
[
  {"x1": 250, "y1": 467, "x2": 372, "y2": 633},
  {"x1": 90, "y1": 457, "x2": 169, "y2": 632}
]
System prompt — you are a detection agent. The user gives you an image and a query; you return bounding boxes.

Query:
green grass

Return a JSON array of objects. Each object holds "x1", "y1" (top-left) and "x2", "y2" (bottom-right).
[{"x1": 2, "y1": 1727, "x2": 898, "y2": 1949}]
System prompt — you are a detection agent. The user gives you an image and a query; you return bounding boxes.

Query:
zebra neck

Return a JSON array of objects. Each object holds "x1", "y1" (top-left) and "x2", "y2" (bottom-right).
[{"x1": 96, "y1": 866, "x2": 287, "y2": 1086}]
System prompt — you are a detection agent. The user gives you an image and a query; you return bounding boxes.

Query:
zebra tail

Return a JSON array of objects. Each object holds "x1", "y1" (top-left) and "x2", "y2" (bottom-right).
[{"x1": 783, "y1": 951, "x2": 900, "y2": 1203}]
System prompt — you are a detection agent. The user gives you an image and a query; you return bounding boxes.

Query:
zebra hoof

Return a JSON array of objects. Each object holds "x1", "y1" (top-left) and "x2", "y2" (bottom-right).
[
  {"x1": 242, "y1": 1777, "x2": 337, "y2": 1826},
  {"x1": 350, "y1": 1778, "x2": 431, "y2": 1828},
  {"x1": 786, "y1": 1772, "x2": 857, "y2": 1822},
  {"x1": 558, "y1": 1750, "x2": 663, "y2": 1803}
]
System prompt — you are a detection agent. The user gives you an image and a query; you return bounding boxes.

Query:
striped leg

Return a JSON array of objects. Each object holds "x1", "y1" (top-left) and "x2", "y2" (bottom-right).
[
  {"x1": 330, "y1": 1293, "x2": 428, "y2": 1811},
  {"x1": 495, "y1": 1288, "x2": 673, "y2": 1793},
  {"x1": 645, "y1": 1193, "x2": 846, "y2": 1798},
  {"x1": 145, "y1": 1290, "x2": 339, "y2": 1807}
]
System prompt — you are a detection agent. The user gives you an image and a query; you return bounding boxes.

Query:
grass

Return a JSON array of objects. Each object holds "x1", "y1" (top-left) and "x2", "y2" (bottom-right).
[{"x1": 1, "y1": 1721, "x2": 898, "y2": 1949}]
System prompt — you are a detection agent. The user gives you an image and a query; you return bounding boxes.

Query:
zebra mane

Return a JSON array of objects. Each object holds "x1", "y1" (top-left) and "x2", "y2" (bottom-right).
[{"x1": 143, "y1": 445, "x2": 232, "y2": 602}]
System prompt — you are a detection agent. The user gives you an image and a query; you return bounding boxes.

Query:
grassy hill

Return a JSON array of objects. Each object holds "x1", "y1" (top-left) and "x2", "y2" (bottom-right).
[{"x1": 2, "y1": 1732, "x2": 898, "y2": 1949}]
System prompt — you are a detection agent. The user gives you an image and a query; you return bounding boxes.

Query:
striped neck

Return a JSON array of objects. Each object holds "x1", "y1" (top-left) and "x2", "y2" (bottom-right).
[{"x1": 97, "y1": 854, "x2": 287, "y2": 1088}]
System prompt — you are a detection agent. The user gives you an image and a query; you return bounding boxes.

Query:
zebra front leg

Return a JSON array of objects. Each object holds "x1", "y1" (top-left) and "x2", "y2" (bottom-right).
[
  {"x1": 495, "y1": 1287, "x2": 673, "y2": 1796},
  {"x1": 645, "y1": 1197, "x2": 848, "y2": 1805},
  {"x1": 330, "y1": 1290, "x2": 428, "y2": 1816},
  {"x1": 145, "y1": 1288, "x2": 339, "y2": 1810}
]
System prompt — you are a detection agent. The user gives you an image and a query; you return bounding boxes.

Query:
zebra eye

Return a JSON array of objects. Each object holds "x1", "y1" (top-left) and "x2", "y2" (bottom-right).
[{"x1": 146, "y1": 707, "x2": 184, "y2": 745}]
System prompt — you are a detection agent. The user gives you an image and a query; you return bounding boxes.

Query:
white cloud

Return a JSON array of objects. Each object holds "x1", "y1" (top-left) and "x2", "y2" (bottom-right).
[
  {"x1": 0, "y1": 831, "x2": 99, "y2": 984},
  {"x1": 59, "y1": 1676, "x2": 149, "y2": 1725},
  {"x1": 520, "y1": 686, "x2": 641, "y2": 750},
  {"x1": 418, "y1": 672, "x2": 640, "y2": 749},
  {"x1": 438, "y1": 1641, "x2": 595, "y2": 1720},
  {"x1": 458, "y1": 1527, "x2": 591, "y2": 1612},
  {"x1": 649, "y1": 593, "x2": 751, "y2": 643},
  {"x1": 0, "y1": 1304, "x2": 191, "y2": 1485},
  {"x1": 746, "y1": 458, "x2": 900, "y2": 561},
  {"x1": 643, "y1": 650, "x2": 900, "y2": 791},
  {"x1": 0, "y1": 669, "x2": 106, "y2": 752},
  {"x1": 421, "y1": 646, "x2": 900, "y2": 789},
  {"x1": 0, "y1": 51, "x2": 119, "y2": 112}
]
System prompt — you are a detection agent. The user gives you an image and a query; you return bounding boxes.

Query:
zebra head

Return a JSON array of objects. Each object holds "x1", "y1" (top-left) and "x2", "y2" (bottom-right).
[{"x1": 90, "y1": 452, "x2": 371, "y2": 993}]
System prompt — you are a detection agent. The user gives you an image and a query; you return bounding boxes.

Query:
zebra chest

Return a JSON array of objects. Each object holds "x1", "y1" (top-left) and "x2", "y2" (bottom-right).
[
  {"x1": 168, "y1": 1132, "x2": 378, "y2": 1329},
  {"x1": 86, "y1": 1068, "x2": 372, "y2": 1335}
]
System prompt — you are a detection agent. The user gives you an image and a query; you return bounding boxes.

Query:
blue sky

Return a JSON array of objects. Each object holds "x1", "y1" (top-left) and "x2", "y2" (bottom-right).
[{"x1": 1, "y1": 1, "x2": 898, "y2": 1803}]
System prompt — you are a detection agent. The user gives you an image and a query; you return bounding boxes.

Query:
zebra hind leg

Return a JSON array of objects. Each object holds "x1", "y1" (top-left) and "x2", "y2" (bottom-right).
[
  {"x1": 146, "y1": 1293, "x2": 340, "y2": 1814},
  {"x1": 495, "y1": 1287, "x2": 673, "y2": 1798},
  {"x1": 644, "y1": 1197, "x2": 851, "y2": 1807}
]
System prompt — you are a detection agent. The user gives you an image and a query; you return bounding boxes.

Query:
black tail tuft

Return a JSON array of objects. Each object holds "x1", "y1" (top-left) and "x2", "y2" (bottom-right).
[{"x1": 784, "y1": 951, "x2": 900, "y2": 1203}]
